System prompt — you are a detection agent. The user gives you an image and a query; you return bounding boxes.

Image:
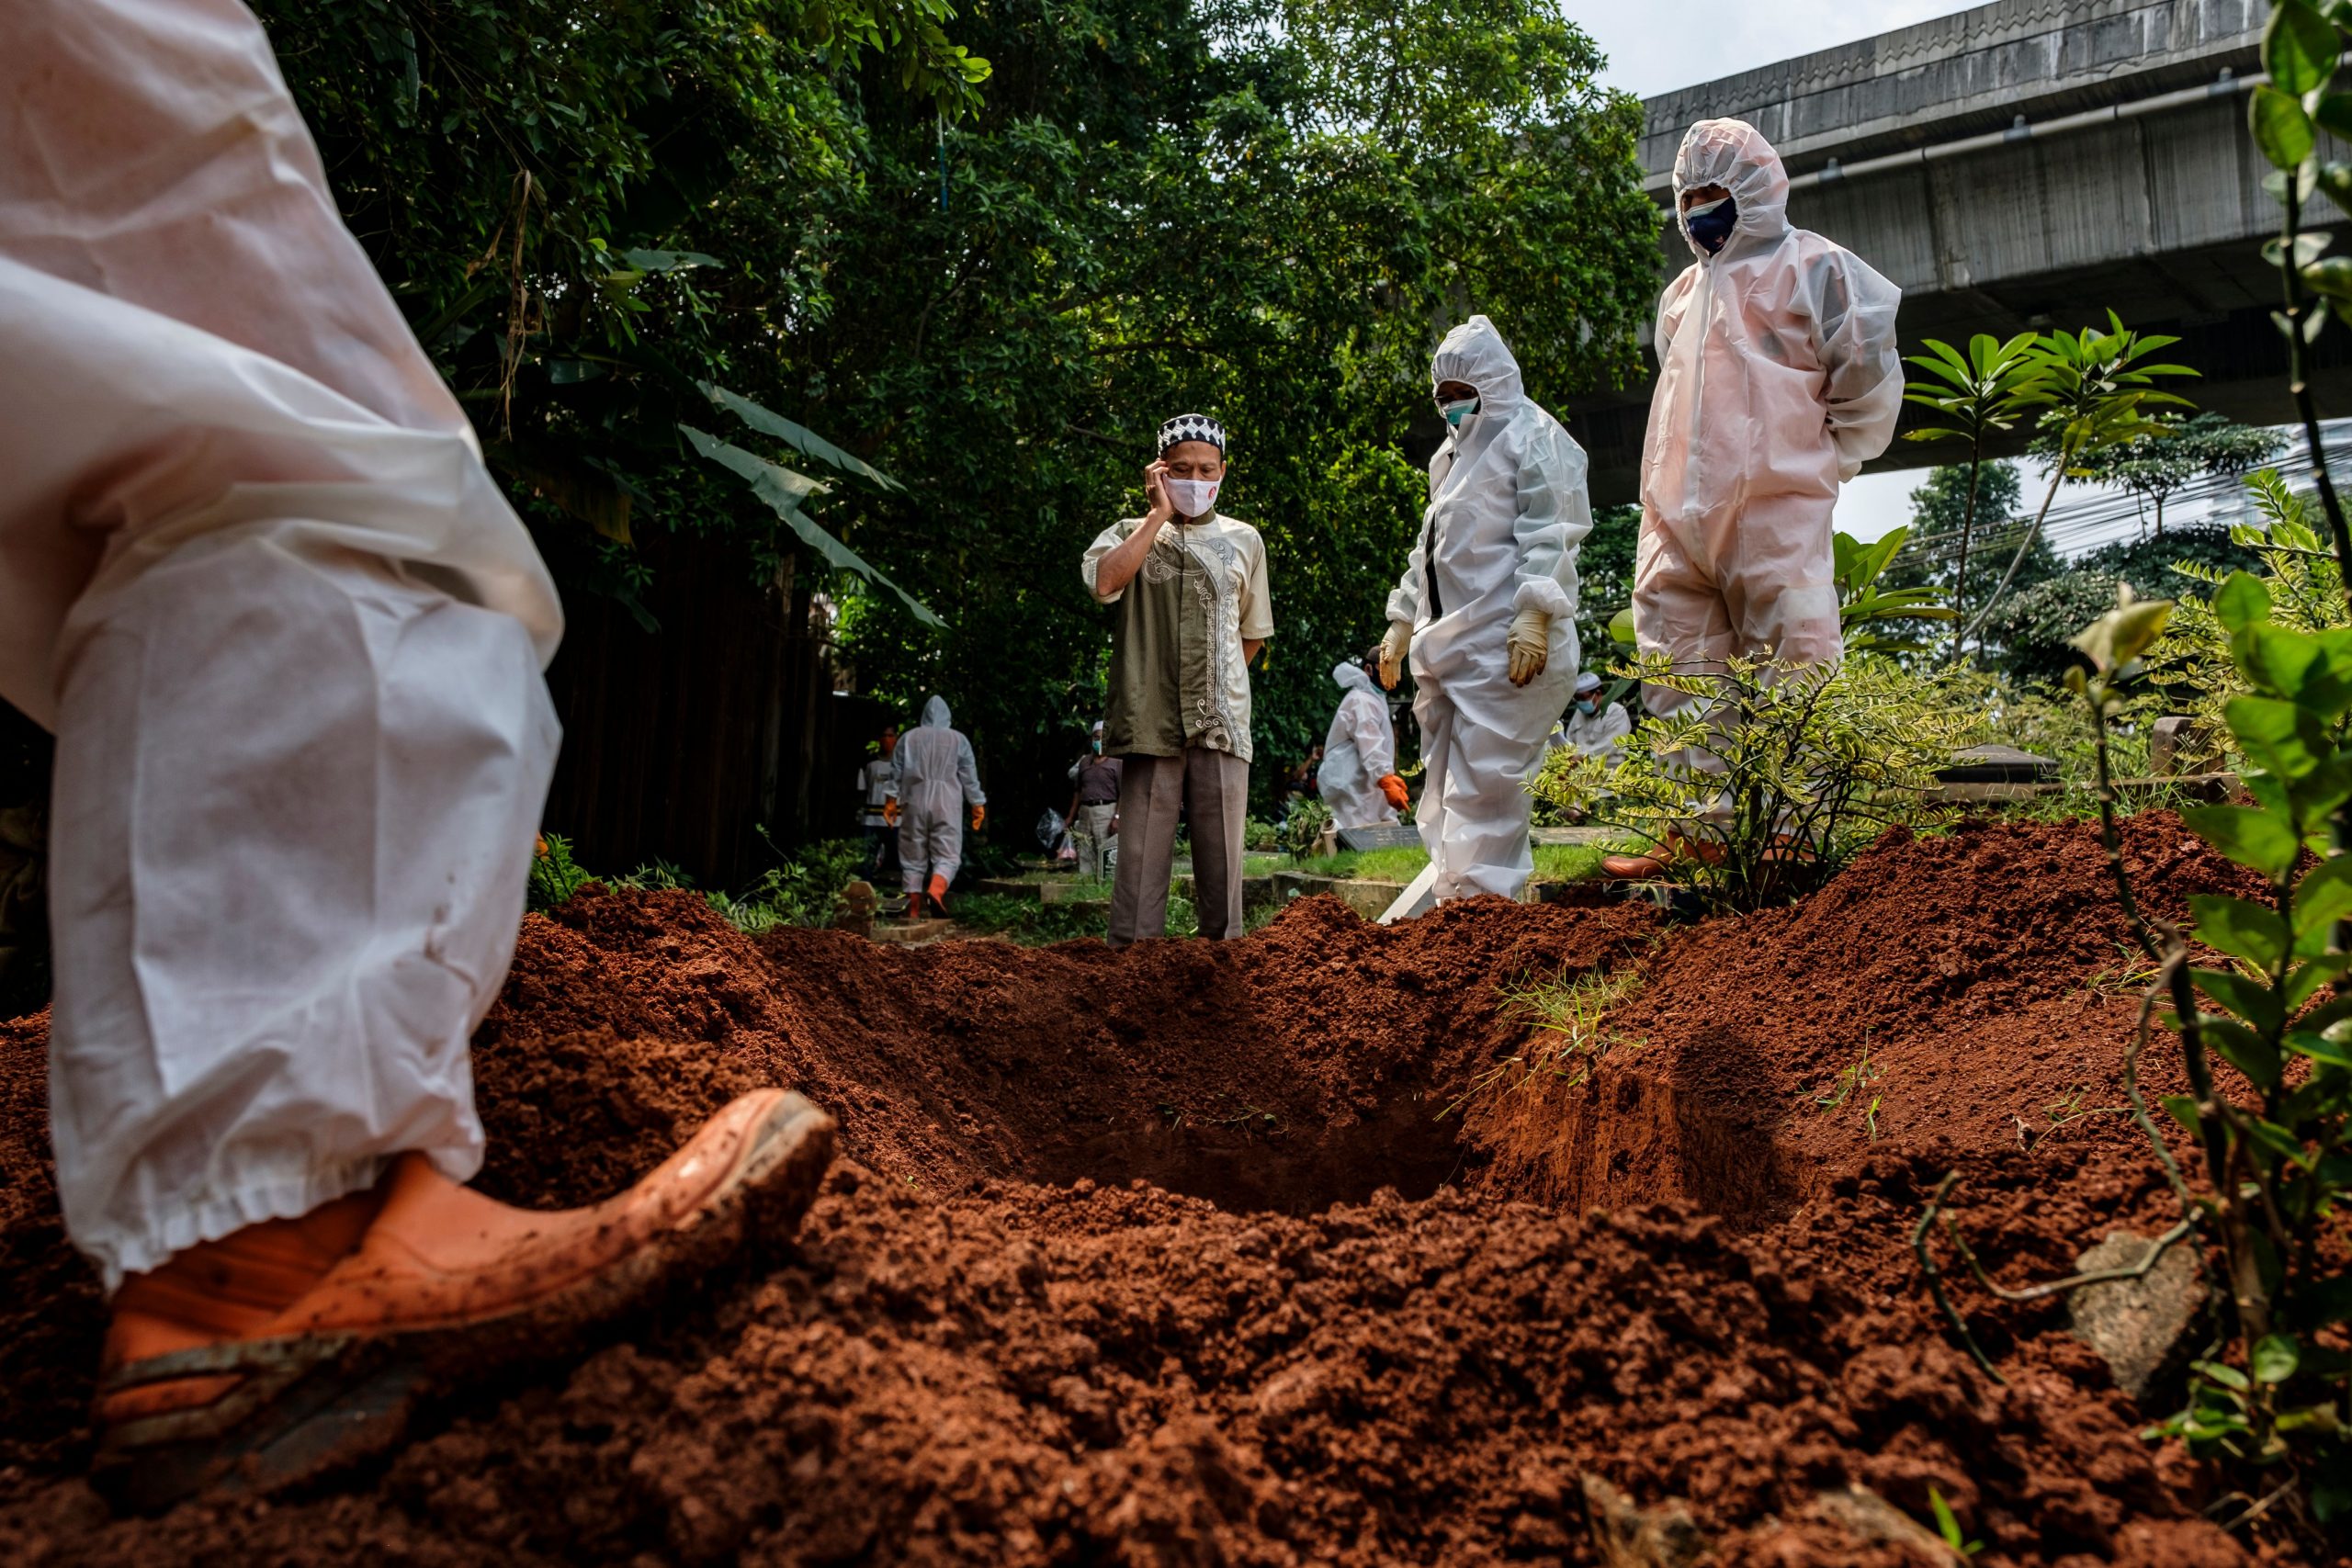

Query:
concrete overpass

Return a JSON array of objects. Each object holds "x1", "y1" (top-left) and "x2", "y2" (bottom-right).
[{"x1": 1566, "y1": 0, "x2": 2352, "y2": 503}]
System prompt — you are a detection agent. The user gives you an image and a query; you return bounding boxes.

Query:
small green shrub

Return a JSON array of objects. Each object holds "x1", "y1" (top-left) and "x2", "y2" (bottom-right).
[
  {"x1": 1531, "y1": 654, "x2": 1980, "y2": 911},
  {"x1": 2155, "y1": 468, "x2": 2352, "y2": 756},
  {"x1": 1244, "y1": 818, "x2": 1282, "y2": 852},
  {"x1": 708, "y1": 838, "x2": 867, "y2": 932},
  {"x1": 1987, "y1": 582, "x2": 2352, "y2": 1529},
  {"x1": 1283, "y1": 798, "x2": 1332, "y2": 862},
  {"x1": 950, "y1": 892, "x2": 1106, "y2": 944}
]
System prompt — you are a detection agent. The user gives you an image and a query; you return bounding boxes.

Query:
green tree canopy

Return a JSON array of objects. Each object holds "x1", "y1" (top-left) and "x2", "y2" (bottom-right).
[
  {"x1": 1884, "y1": 462, "x2": 2062, "y2": 656},
  {"x1": 1983, "y1": 523, "x2": 2260, "y2": 685},
  {"x1": 816, "y1": 0, "x2": 1660, "y2": 786},
  {"x1": 257, "y1": 0, "x2": 1660, "y2": 823}
]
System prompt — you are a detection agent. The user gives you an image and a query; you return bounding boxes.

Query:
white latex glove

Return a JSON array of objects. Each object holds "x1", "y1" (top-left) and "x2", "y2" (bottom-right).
[
  {"x1": 1378, "y1": 622, "x2": 1412, "y2": 690},
  {"x1": 1507, "y1": 606, "x2": 1550, "y2": 687}
]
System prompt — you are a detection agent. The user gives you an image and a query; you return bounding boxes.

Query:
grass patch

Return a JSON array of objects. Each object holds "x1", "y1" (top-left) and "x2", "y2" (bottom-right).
[
  {"x1": 951, "y1": 886, "x2": 1285, "y2": 944},
  {"x1": 1443, "y1": 962, "x2": 1648, "y2": 1202},
  {"x1": 1259, "y1": 841, "x2": 1612, "y2": 886},
  {"x1": 1533, "y1": 842, "x2": 1611, "y2": 882},
  {"x1": 1992, "y1": 779, "x2": 2200, "y2": 826},
  {"x1": 950, "y1": 893, "x2": 1107, "y2": 944},
  {"x1": 1483, "y1": 965, "x2": 1645, "y2": 1091},
  {"x1": 1810, "y1": 1043, "x2": 1886, "y2": 1142}
]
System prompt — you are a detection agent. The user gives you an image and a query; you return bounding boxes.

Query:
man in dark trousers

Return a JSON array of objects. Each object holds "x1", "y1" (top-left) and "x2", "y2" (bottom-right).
[{"x1": 1065, "y1": 720, "x2": 1123, "y2": 882}]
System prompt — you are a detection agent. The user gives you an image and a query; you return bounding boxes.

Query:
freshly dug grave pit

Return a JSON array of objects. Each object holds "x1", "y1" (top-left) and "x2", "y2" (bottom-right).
[{"x1": 0, "y1": 815, "x2": 2301, "y2": 1564}]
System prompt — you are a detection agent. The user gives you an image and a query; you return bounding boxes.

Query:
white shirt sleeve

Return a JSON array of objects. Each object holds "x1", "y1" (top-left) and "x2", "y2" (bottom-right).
[{"x1": 1081, "y1": 520, "x2": 1134, "y2": 603}]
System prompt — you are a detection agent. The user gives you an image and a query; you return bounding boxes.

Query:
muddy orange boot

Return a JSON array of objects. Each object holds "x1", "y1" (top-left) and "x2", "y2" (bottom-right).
[
  {"x1": 926, "y1": 873, "x2": 950, "y2": 918},
  {"x1": 1601, "y1": 831, "x2": 1724, "y2": 881},
  {"x1": 1600, "y1": 850, "x2": 1669, "y2": 879},
  {"x1": 93, "y1": 1089, "x2": 833, "y2": 1511}
]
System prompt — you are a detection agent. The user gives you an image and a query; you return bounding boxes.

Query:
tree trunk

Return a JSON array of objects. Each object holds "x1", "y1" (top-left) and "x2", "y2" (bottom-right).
[
  {"x1": 1948, "y1": 449, "x2": 1983, "y2": 668},
  {"x1": 1963, "y1": 460, "x2": 2068, "y2": 663}
]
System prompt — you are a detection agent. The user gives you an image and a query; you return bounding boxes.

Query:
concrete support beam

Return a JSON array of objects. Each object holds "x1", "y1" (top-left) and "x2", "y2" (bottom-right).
[{"x1": 1564, "y1": 0, "x2": 2352, "y2": 504}]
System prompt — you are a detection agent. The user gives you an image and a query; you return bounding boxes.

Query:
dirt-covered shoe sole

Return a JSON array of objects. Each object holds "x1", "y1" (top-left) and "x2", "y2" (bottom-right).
[{"x1": 92, "y1": 1089, "x2": 836, "y2": 1514}]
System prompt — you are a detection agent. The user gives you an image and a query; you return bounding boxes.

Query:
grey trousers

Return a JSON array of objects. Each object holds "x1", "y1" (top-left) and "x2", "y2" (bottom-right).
[
  {"x1": 1109, "y1": 747, "x2": 1249, "y2": 945},
  {"x1": 1072, "y1": 802, "x2": 1116, "y2": 881}
]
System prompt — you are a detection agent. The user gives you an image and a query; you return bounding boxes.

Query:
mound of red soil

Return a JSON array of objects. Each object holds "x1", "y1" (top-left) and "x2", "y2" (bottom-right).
[{"x1": 0, "y1": 815, "x2": 2298, "y2": 1563}]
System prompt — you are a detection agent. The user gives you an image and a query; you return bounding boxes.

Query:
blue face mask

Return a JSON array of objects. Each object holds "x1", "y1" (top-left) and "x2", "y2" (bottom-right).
[
  {"x1": 1439, "y1": 396, "x2": 1479, "y2": 428},
  {"x1": 1683, "y1": 195, "x2": 1736, "y2": 254},
  {"x1": 1576, "y1": 697, "x2": 1599, "y2": 716}
]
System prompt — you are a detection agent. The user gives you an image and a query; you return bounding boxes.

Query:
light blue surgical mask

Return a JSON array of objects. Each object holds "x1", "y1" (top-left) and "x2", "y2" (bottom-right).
[{"x1": 1439, "y1": 396, "x2": 1480, "y2": 428}]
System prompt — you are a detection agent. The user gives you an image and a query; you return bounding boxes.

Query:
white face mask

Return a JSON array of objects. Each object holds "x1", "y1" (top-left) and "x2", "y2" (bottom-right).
[{"x1": 1166, "y1": 476, "x2": 1221, "y2": 518}]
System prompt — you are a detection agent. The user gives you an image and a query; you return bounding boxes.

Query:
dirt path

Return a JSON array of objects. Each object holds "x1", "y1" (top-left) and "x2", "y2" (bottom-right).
[{"x1": 0, "y1": 815, "x2": 2291, "y2": 1563}]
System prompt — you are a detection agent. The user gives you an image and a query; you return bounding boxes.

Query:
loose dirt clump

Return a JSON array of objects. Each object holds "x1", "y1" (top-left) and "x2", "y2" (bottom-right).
[{"x1": 0, "y1": 815, "x2": 2293, "y2": 1563}]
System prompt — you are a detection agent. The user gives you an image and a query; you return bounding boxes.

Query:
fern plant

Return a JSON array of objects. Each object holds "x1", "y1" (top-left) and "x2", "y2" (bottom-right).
[{"x1": 526, "y1": 831, "x2": 595, "y2": 911}]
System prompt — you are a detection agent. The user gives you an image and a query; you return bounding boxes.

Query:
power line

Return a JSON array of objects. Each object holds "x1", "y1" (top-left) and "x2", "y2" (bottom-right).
[{"x1": 1886, "y1": 422, "x2": 2352, "y2": 574}]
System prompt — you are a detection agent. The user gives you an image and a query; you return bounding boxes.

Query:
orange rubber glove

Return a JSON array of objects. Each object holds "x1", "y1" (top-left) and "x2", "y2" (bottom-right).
[
  {"x1": 971, "y1": 804, "x2": 987, "y2": 831},
  {"x1": 1377, "y1": 773, "x2": 1409, "y2": 811},
  {"x1": 883, "y1": 798, "x2": 899, "y2": 827}
]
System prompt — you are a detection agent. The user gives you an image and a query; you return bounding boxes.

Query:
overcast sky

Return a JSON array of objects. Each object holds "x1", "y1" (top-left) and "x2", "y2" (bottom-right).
[
  {"x1": 1571, "y1": 0, "x2": 1986, "y2": 106},
  {"x1": 1570, "y1": 0, "x2": 1993, "y2": 541}
]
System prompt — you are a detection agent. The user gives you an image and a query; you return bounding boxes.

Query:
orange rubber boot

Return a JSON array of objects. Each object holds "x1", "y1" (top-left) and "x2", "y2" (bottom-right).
[
  {"x1": 103, "y1": 1190, "x2": 384, "y2": 1422},
  {"x1": 1600, "y1": 850, "x2": 1669, "y2": 880},
  {"x1": 95, "y1": 1089, "x2": 834, "y2": 1511},
  {"x1": 927, "y1": 873, "x2": 950, "y2": 917},
  {"x1": 1600, "y1": 830, "x2": 1724, "y2": 881}
]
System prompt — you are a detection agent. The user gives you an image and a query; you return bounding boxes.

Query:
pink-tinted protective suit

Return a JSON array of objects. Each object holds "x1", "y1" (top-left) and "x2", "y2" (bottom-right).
[{"x1": 1633, "y1": 119, "x2": 1902, "y2": 705}]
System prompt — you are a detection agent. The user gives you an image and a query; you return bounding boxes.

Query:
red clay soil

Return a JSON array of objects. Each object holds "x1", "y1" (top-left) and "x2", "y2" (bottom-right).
[{"x1": 0, "y1": 814, "x2": 2319, "y2": 1564}]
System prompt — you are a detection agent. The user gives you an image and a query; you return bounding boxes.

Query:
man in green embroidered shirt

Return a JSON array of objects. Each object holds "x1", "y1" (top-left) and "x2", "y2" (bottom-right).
[{"x1": 1081, "y1": 413, "x2": 1273, "y2": 945}]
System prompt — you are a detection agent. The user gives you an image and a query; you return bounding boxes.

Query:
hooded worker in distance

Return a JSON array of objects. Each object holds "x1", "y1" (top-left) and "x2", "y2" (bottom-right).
[
  {"x1": 1380, "y1": 315, "x2": 1590, "y2": 902},
  {"x1": 895, "y1": 694, "x2": 987, "y2": 918},
  {"x1": 1552, "y1": 670, "x2": 1633, "y2": 767},
  {"x1": 1606, "y1": 118, "x2": 1902, "y2": 879},
  {"x1": 1317, "y1": 654, "x2": 1407, "y2": 831}
]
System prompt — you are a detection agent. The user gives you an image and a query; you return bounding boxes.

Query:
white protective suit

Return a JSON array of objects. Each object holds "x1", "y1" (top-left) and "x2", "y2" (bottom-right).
[
  {"x1": 1316, "y1": 662, "x2": 1399, "y2": 831},
  {"x1": 1634, "y1": 118, "x2": 1903, "y2": 705},
  {"x1": 1385, "y1": 317, "x2": 1590, "y2": 901},
  {"x1": 1554, "y1": 699, "x2": 1634, "y2": 766},
  {"x1": 895, "y1": 696, "x2": 986, "y2": 893},
  {"x1": 2, "y1": 0, "x2": 564, "y2": 1289}
]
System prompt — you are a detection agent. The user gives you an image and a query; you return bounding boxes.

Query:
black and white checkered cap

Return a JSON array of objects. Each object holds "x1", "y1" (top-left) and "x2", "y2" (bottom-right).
[{"x1": 1156, "y1": 412, "x2": 1227, "y2": 456}]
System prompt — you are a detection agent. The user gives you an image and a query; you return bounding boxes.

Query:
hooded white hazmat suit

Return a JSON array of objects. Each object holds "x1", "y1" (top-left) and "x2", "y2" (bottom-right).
[
  {"x1": 1385, "y1": 317, "x2": 1590, "y2": 902},
  {"x1": 1554, "y1": 696, "x2": 1634, "y2": 766},
  {"x1": 1634, "y1": 119, "x2": 1903, "y2": 705},
  {"x1": 895, "y1": 696, "x2": 986, "y2": 894},
  {"x1": 1316, "y1": 661, "x2": 1399, "y2": 831},
  {"x1": 0, "y1": 0, "x2": 564, "y2": 1288}
]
